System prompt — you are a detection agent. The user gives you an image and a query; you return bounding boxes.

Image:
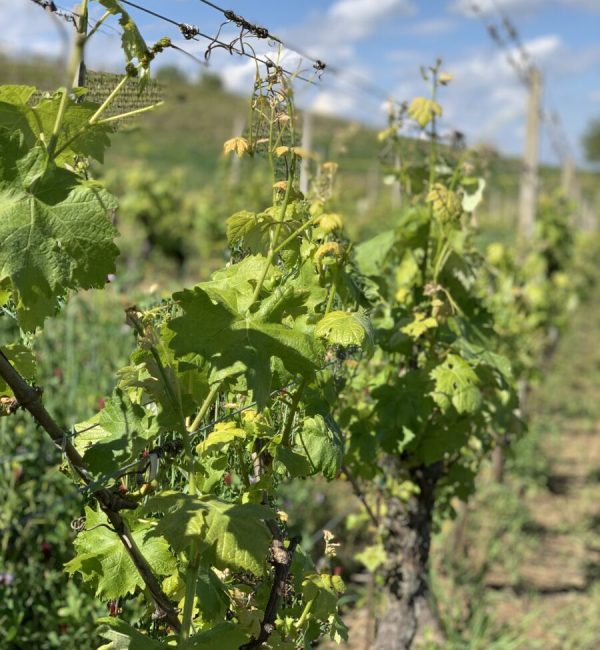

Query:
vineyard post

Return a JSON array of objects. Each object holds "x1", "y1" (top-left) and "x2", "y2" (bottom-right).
[
  {"x1": 561, "y1": 154, "x2": 575, "y2": 198},
  {"x1": 494, "y1": 66, "x2": 542, "y2": 483},
  {"x1": 73, "y1": 1, "x2": 87, "y2": 88},
  {"x1": 391, "y1": 152, "x2": 402, "y2": 209},
  {"x1": 518, "y1": 66, "x2": 542, "y2": 241}
]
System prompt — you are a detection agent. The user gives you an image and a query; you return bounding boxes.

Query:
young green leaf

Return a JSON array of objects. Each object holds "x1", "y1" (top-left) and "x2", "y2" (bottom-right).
[
  {"x1": 196, "y1": 421, "x2": 246, "y2": 455},
  {"x1": 97, "y1": 1, "x2": 150, "y2": 78},
  {"x1": 97, "y1": 618, "x2": 166, "y2": 649},
  {"x1": 141, "y1": 493, "x2": 272, "y2": 575},
  {"x1": 315, "y1": 311, "x2": 373, "y2": 353},
  {"x1": 169, "y1": 262, "x2": 320, "y2": 408},
  {"x1": 179, "y1": 624, "x2": 249, "y2": 649},
  {"x1": 64, "y1": 507, "x2": 176, "y2": 600},
  {"x1": 426, "y1": 183, "x2": 462, "y2": 223},
  {"x1": 296, "y1": 415, "x2": 344, "y2": 481},
  {"x1": 430, "y1": 354, "x2": 482, "y2": 414},
  {"x1": 0, "y1": 85, "x2": 112, "y2": 165},
  {"x1": 408, "y1": 97, "x2": 442, "y2": 128}
]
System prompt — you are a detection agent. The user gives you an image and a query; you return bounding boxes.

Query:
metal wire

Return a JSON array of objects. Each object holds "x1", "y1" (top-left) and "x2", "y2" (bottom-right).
[{"x1": 118, "y1": 0, "x2": 318, "y2": 85}]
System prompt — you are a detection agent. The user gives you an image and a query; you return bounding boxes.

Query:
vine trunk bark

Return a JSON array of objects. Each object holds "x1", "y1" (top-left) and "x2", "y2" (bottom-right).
[{"x1": 375, "y1": 461, "x2": 443, "y2": 650}]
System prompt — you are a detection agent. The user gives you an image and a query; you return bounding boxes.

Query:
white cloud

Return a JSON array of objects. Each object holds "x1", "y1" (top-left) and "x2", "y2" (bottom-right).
[
  {"x1": 0, "y1": 0, "x2": 127, "y2": 72},
  {"x1": 0, "y1": 0, "x2": 69, "y2": 59},
  {"x1": 408, "y1": 18, "x2": 457, "y2": 36},
  {"x1": 327, "y1": 0, "x2": 416, "y2": 40},
  {"x1": 312, "y1": 89, "x2": 358, "y2": 116},
  {"x1": 282, "y1": 0, "x2": 415, "y2": 61},
  {"x1": 452, "y1": 0, "x2": 600, "y2": 16},
  {"x1": 452, "y1": 0, "x2": 543, "y2": 16}
]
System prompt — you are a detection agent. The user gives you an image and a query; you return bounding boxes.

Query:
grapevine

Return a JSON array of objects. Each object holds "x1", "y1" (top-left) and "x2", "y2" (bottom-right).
[{"x1": 0, "y1": 3, "x2": 594, "y2": 649}]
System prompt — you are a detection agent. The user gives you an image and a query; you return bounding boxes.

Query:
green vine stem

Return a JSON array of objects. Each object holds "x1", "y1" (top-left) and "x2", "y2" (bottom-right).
[
  {"x1": 179, "y1": 383, "x2": 221, "y2": 639},
  {"x1": 184, "y1": 383, "x2": 221, "y2": 493},
  {"x1": 271, "y1": 211, "x2": 322, "y2": 256},
  {"x1": 281, "y1": 378, "x2": 307, "y2": 446},
  {"x1": 47, "y1": 0, "x2": 88, "y2": 158},
  {"x1": 248, "y1": 155, "x2": 297, "y2": 310}
]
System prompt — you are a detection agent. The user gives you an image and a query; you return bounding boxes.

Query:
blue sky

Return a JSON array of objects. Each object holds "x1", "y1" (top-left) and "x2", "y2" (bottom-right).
[{"x1": 2, "y1": 0, "x2": 600, "y2": 163}]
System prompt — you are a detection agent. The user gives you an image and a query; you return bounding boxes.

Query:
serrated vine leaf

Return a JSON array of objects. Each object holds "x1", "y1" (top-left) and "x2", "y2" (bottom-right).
[
  {"x1": 169, "y1": 258, "x2": 321, "y2": 408},
  {"x1": 226, "y1": 210, "x2": 273, "y2": 253},
  {"x1": 117, "y1": 325, "x2": 209, "y2": 430},
  {"x1": 141, "y1": 493, "x2": 271, "y2": 575},
  {"x1": 297, "y1": 415, "x2": 344, "y2": 481},
  {"x1": 426, "y1": 183, "x2": 462, "y2": 223},
  {"x1": 97, "y1": 618, "x2": 166, "y2": 650},
  {"x1": 430, "y1": 354, "x2": 482, "y2": 414},
  {"x1": 454, "y1": 337, "x2": 513, "y2": 382},
  {"x1": 302, "y1": 573, "x2": 343, "y2": 622},
  {"x1": 180, "y1": 624, "x2": 249, "y2": 649},
  {"x1": 401, "y1": 312, "x2": 438, "y2": 339},
  {"x1": 408, "y1": 97, "x2": 442, "y2": 128},
  {"x1": 0, "y1": 131, "x2": 118, "y2": 329},
  {"x1": 355, "y1": 543, "x2": 386, "y2": 572},
  {"x1": 314, "y1": 311, "x2": 373, "y2": 352},
  {"x1": 74, "y1": 388, "x2": 157, "y2": 475},
  {"x1": 0, "y1": 85, "x2": 112, "y2": 165},
  {"x1": 223, "y1": 137, "x2": 249, "y2": 158},
  {"x1": 371, "y1": 371, "x2": 433, "y2": 453},
  {"x1": 354, "y1": 229, "x2": 396, "y2": 277},
  {"x1": 97, "y1": 1, "x2": 150, "y2": 78},
  {"x1": 196, "y1": 421, "x2": 246, "y2": 454},
  {"x1": 194, "y1": 570, "x2": 230, "y2": 626},
  {"x1": 64, "y1": 507, "x2": 176, "y2": 600},
  {"x1": 319, "y1": 213, "x2": 343, "y2": 233}
]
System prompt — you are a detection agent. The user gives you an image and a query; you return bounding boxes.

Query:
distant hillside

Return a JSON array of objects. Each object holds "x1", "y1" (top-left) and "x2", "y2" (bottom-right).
[{"x1": 2, "y1": 54, "x2": 597, "y2": 229}]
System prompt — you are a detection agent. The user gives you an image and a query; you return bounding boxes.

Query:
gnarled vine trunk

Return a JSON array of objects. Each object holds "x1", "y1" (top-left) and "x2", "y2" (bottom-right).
[{"x1": 375, "y1": 461, "x2": 443, "y2": 650}]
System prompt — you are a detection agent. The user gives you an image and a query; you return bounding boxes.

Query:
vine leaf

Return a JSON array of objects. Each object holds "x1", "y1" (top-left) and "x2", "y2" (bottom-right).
[
  {"x1": 64, "y1": 506, "x2": 176, "y2": 600},
  {"x1": 461, "y1": 177, "x2": 486, "y2": 213},
  {"x1": 430, "y1": 354, "x2": 482, "y2": 414},
  {"x1": 97, "y1": 1, "x2": 150, "y2": 80},
  {"x1": 408, "y1": 97, "x2": 442, "y2": 128},
  {"x1": 354, "y1": 229, "x2": 396, "y2": 277},
  {"x1": 180, "y1": 624, "x2": 249, "y2": 649},
  {"x1": 0, "y1": 85, "x2": 112, "y2": 165},
  {"x1": 141, "y1": 492, "x2": 272, "y2": 575},
  {"x1": 426, "y1": 183, "x2": 462, "y2": 223},
  {"x1": 223, "y1": 137, "x2": 250, "y2": 158},
  {"x1": 372, "y1": 372, "x2": 432, "y2": 453},
  {"x1": 314, "y1": 311, "x2": 373, "y2": 353},
  {"x1": 117, "y1": 326, "x2": 209, "y2": 430},
  {"x1": 0, "y1": 130, "x2": 118, "y2": 330},
  {"x1": 296, "y1": 415, "x2": 344, "y2": 481},
  {"x1": 97, "y1": 618, "x2": 166, "y2": 649},
  {"x1": 169, "y1": 257, "x2": 320, "y2": 408},
  {"x1": 196, "y1": 421, "x2": 246, "y2": 454},
  {"x1": 302, "y1": 573, "x2": 345, "y2": 622},
  {"x1": 226, "y1": 210, "x2": 274, "y2": 253},
  {"x1": 194, "y1": 570, "x2": 230, "y2": 627},
  {"x1": 401, "y1": 312, "x2": 438, "y2": 339},
  {"x1": 74, "y1": 388, "x2": 157, "y2": 475}
]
